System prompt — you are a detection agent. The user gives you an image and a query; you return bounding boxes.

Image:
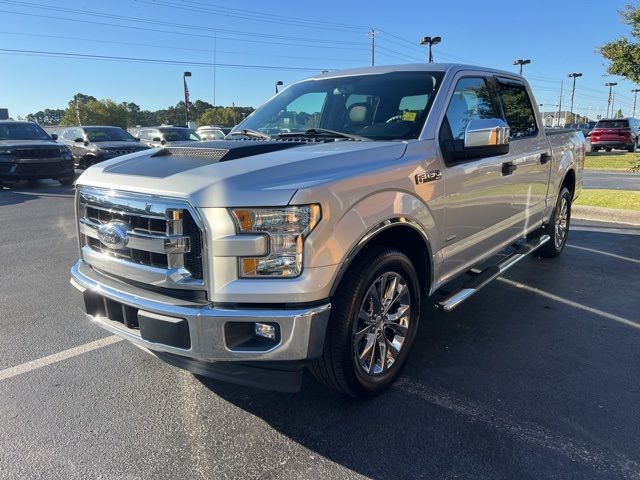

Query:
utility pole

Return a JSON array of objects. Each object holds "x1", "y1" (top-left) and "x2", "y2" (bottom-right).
[
  {"x1": 183, "y1": 71, "x2": 192, "y2": 126},
  {"x1": 605, "y1": 82, "x2": 617, "y2": 118},
  {"x1": 213, "y1": 30, "x2": 217, "y2": 108},
  {"x1": 420, "y1": 36, "x2": 441, "y2": 63},
  {"x1": 556, "y1": 80, "x2": 564, "y2": 128},
  {"x1": 568, "y1": 72, "x2": 582, "y2": 124},
  {"x1": 367, "y1": 29, "x2": 376, "y2": 66},
  {"x1": 632, "y1": 89, "x2": 640, "y2": 117},
  {"x1": 513, "y1": 59, "x2": 531, "y2": 76}
]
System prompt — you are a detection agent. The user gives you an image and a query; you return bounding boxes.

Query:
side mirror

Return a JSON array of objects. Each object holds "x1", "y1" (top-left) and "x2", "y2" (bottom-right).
[
  {"x1": 160, "y1": 139, "x2": 167, "y2": 145},
  {"x1": 464, "y1": 118, "x2": 510, "y2": 149},
  {"x1": 51, "y1": 134, "x2": 58, "y2": 141},
  {"x1": 74, "y1": 137, "x2": 84, "y2": 143},
  {"x1": 152, "y1": 137, "x2": 162, "y2": 142},
  {"x1": 134, "y1": 137, "x2": 140, "y2": 142}
]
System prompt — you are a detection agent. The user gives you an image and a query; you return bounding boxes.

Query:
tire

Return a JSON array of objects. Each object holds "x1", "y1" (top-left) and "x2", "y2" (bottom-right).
[
  {"x1": 628, "y1": 142, "x2": 637, "y2": 153},
  {"x1": 536, "y1": 187, "x2": 572, "y2": 258},
  {"x1": 309, "y1": 247, "x2": 421, "y2": 398},
  {"x1": 590, "y1": 146, "x2": 599, "y2": 153},
  {"x1": 58, "y1": 176, "x2": 75, "y2": 186},
  {"x1": 605, "y1": 148, "x2": 612, "y2": 152}
]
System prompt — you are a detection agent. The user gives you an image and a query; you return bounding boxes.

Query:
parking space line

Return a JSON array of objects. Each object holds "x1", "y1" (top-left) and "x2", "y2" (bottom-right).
[
  {"x1": 567, "y1": 243, "x2": 640, "y2": 264},
  {"x1": 0, "y1": 335, "x2": 123, "y2": 382},
  {"x1": 498, "y1": 277, "x2": 640, "y2": 330}
]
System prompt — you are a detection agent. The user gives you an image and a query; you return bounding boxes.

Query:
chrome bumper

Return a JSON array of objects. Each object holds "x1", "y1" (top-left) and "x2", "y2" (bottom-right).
[{"x1": 70, "y1": 260, "x2": 331, "y2": 363}]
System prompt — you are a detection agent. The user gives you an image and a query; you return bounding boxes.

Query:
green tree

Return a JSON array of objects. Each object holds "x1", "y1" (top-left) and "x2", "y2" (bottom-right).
[
  {"x1": 600, "y1": 4, "x2": 640, "y2": 83},
  {"x1": 26, "y1": 108, "x2": 65, "y2": 125},
  {"x1": 60, "y1": 95, "x2": 128, "y2": 128},
  {"x1": 615, "y1": 108, "x2": 625, "y2": 118}
]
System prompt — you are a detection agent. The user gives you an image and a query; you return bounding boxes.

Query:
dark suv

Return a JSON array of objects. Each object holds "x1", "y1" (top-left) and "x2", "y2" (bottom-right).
[
  {"x1": 0, "y1": 120, "x2": 75, "y2": 187},
  {"x1": 59, "y1": 126, "x2": 150, "y2": 168},
  {"x1": 589, "y1": 118, "x2": 640, "y2": 152}
]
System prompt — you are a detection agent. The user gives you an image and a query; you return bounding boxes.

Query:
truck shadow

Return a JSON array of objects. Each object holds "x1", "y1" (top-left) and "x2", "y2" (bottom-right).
[
  {"x1": 0, "y1": 179, "x2": 76, "y2": 206},
  {"x1": 197, "y1": 225, "x2": 640, "y2": 479}
]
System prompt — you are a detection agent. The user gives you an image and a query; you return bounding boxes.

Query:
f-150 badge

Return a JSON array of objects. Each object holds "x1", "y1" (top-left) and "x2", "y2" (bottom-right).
[{"x1": 415, "y1": 170, "x2": 441, "y2": 184}]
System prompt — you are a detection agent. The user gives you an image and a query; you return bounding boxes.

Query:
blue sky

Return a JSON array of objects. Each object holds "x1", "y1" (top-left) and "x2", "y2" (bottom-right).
[{"x1": 0, "y1": 0, "x2": 637, "y2": 120}]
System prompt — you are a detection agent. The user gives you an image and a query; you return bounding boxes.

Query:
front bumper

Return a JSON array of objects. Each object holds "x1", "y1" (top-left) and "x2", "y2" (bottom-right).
[
  {"x1": 0, "y1": 158, "x2": 74, "y2": 180},
  {"x1": 70, "y1": 260, "x2": 331, "y2": 365}
]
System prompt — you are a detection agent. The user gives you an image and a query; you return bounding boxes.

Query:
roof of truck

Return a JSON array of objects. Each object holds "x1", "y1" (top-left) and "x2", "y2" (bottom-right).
[{"x1": 308, "y1": 63, "x2": 519, "y2": 80}]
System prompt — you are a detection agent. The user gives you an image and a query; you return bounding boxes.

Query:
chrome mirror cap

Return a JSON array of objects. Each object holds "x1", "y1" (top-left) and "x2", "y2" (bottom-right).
[{"x1": 464, "y1": 118, "x2": 510, "y2": 148}]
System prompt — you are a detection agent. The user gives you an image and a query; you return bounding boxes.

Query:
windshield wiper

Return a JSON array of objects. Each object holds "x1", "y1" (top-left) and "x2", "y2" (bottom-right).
[
  {"x1": 278, "y1": 128, "x2": 369, "y2": 141},
  {"x1": 227, "y1": 129, "x2": 271, "y2": 140}
]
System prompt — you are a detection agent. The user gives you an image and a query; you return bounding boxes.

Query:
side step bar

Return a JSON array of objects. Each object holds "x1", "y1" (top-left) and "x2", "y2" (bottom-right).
[{"x1": 437, "y1": 235, "x2": 551, "y2": 313}]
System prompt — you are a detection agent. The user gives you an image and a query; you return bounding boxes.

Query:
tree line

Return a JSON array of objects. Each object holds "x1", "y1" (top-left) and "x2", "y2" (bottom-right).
[{"x1": 25, "y1": 93, "x2": 254, "y2": 129}]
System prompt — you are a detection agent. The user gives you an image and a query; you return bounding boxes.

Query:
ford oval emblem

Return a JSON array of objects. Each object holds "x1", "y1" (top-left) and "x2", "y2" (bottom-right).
[{"x1": 97, "y1": 221, "x2": 130, "y2": 250}]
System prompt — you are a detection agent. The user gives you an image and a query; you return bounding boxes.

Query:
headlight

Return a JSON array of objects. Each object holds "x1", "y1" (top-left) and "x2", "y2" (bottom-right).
[
  {"x1": 230, "y1": 205, "x2": 321, "y2": 278},
  {"x1": 0, "y1": 148, "x2": 13, "y2": 156},
  {"x1": 58, "y1": 146, "x2": 71, "y2": 154}
]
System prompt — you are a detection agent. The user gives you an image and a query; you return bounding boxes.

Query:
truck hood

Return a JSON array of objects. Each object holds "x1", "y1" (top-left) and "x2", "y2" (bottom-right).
[
  {"x1": 0, "y1": 139, "x2": 59, "y2": 148},
  {"x1": 77, "y1": 139, "x2": 407, "y2": 207}
]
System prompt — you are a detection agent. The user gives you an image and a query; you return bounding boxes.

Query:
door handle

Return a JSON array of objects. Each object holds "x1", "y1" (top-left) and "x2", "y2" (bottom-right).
[
  {"x1": 502, "y1": 162, "x2": 517, "y2": 176},
  {"x1": 540, "y1": 153, "x2": 551, "y2": 164}
]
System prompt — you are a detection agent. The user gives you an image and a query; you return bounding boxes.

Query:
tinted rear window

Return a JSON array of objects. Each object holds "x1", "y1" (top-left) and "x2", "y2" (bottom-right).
[{"x1": 596, "y1": 120, "x2": 629, "y2": 128}]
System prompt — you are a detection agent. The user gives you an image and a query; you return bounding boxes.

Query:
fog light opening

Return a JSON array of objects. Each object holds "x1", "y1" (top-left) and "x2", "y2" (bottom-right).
[{"x1": 254, "y1": 322, "x2": 278, "y2": 340}]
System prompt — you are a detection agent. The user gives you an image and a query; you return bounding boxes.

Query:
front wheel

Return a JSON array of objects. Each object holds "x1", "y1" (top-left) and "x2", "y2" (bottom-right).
[
  {"x1": 58, "y1": 176, "x2": 75, "y2": 186},
  {"x1": 629, "y1": 141, "x2": 638, "y2": 153},
  {"x1": 536, "y1": 187, "x2": 572, "y2": 258},
  {"x1": 309, "y1": 248, "x2": 421, "y2": 397}
]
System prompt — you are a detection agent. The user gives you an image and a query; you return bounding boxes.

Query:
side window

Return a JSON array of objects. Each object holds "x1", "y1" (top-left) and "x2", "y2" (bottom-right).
[
  {"x1": 444, "y1": 77, "x2": 498, "y2": 141},
  {"x1": 495, "y1": 81, "x2": 538, "y2": 139},
  {"x1": 138, "y1": 130, "x2": 149, "y2": 140}
]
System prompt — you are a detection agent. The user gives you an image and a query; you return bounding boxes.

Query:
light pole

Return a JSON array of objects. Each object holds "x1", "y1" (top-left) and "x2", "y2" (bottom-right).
[
  {"x1": 632, "y1": 89, "x2": 640, "y2": 117},
  {"x1": 513, "y1": 59, "x2": 531, "y2": 75},
  {"x1": 183, "y1": 71, "x2": 191, "y2": 126},
  {"x1": 420, "y1": 36, "x2": 441, "y2": 63},
  {"x1": 275, "y1": 80, "x2": 283, "y2": 94},
  {"x1": 568, "y1": 72, "x2": 582, "y2": 124},
  {"x1": 605, "y1": 82, "x2": 617, "y2": 118}
]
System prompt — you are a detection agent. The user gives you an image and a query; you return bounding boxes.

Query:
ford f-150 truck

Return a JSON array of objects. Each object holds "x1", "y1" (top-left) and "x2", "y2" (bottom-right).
[{"x1": 70, "y1": 64, "x2": 584, "y2": 397}]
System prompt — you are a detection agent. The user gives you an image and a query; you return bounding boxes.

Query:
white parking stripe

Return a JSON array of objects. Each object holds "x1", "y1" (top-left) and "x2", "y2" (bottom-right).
[
  {"x1": 0, "y1": 335, "x2": 123, "y2": 382},
  {"x1": 567, "y1": 244, "x2": 640, "y2": 264},
  {"x1": 498, "y1": 277, "x2": 640, "y2": 330}
]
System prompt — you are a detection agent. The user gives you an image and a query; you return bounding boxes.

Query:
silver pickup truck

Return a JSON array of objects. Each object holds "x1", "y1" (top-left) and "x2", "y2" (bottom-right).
[{"x1": 70, "y1": 64, "x2": 584, "y2": 397}]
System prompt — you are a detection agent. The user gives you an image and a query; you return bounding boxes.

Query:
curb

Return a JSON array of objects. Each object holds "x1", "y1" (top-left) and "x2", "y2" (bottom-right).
[{"x1": 572, "y1": 205, "x2": 640, "y2": 227}]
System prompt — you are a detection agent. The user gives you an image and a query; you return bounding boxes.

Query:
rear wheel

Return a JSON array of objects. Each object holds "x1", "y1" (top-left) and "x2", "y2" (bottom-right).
[
  {"x1": 629, "y1": 141, "x2": 638, "y2": 153},
  {"x1": 536, "y1": 187, "x2": 571, "y2": 258},
  {"x1": 590, "y1": 146, "x2": 599, "y2": 153},
  {"x1": 309, "y1": 248, "x2": 421, "y2": 397},
  {"x1": 605, "y1": 148, "x2": 613, "y2": 152}
]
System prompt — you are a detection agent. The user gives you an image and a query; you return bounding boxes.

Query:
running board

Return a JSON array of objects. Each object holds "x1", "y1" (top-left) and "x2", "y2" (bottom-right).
[{"x1": 437, "y1": 235, "x2": 551, "y2": 313}]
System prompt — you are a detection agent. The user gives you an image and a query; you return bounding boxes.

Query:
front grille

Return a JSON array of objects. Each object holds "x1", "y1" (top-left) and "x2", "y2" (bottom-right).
[
  {"x1": 15, "y1": 162, "x2": 64, "y2": 175},
  {"x1": 13, "y1": 148, "x2": 63, "y2": 158},
  {"x1": 77, "y1": 186, "x2": 206, "y2": 291},
  {"x1": 105, "y1": 148, "x2": 143, "y2": 156}
]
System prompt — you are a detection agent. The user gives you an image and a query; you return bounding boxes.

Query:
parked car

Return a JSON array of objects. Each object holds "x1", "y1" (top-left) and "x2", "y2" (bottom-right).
[
  {"x1": 135, "y1": 126, "x2": 200, "y2": 147},
  {"x1": 71, "y1": 63, "x2": 584, "y2": 397},
  {"x1": 564, "y1": 123, "x2": 578, "y2": 129},
  {"x1": 0, "y1": 120, "x2": 75, "y2": 187},
  {"x1": 589, "y1": 118, "x2": 640, "y2": 152},
  {"x1": 578, "y1": 121, "x2": 597, "y2": 138},
  {"x1": 196, "y1": 126, "x2": 226, "y2": 141},
  {"x1": 59, "y1": 126, "x2": 150, "y2": 169}
]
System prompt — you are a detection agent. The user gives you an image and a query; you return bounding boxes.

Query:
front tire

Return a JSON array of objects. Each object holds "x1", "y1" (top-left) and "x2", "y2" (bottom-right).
[
  {"x1": 309, "y1": 248, "x2": 421, "y2": 397},
  {"x1": 58, "y1": 176, "x2": 75, "y2": 186},
  {"x1": 536, "y1": 187, "x2": 572, "y2": 258},
  {"x1": 629, "y1": 141, "x2": 638, "y2": 153}
]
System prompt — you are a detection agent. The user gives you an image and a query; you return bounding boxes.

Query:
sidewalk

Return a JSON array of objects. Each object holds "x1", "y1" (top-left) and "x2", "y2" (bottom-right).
[{"x1": 572, "y1": 205, "x2": 640, "y2": 227}]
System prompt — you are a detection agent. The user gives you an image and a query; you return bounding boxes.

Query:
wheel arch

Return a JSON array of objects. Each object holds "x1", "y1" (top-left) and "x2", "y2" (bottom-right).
[
  {"x1": 562, "y1": 168, "x2": 576, "y2": 199},
  {"x1": 329, "y1": 218, "x2": 434, "y2": 298}
]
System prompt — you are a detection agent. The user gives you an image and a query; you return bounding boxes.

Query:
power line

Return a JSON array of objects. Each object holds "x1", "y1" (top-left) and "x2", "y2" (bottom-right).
[
  {"x1": 0, "y1": 9, "x2": 369, "y2": 51},
  {"x1": 0, "y1": 47, "x2": 332, "y2": 71}
]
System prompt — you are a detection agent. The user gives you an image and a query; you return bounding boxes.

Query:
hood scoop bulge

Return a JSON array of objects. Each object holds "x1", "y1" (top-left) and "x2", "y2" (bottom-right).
[{"x1": 103, "y1": 140, "x2": 306, "y2": 178}]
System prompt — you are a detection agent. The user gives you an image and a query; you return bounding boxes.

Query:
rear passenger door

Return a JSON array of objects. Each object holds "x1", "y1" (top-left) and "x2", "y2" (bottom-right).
[
  {"x1": 438, "y1": 75, "x2": 516, "y2": 279},
  {"x1": 494, "y1": 77, "x2": 550, "y2": 235}
]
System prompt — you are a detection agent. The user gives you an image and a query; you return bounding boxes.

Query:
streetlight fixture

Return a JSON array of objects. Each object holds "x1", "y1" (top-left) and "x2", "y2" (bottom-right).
[
  {"x1": 420, "y1": 36, "x2": 441, "y2": 63},
  {"x1": 632, "y1": 89, "x2": 640, "y2": 117},
  {"x1": 275, "y1": 80, "x2": 283, "y2": 94},
  {"x1": 605, "y1": 82, "x2": 617, "y2": 118},
  {"x1": 568, "y1": 73, "x2": 582, "y2": 124},
  {"x1": 183, "y1": 71, "x2": 192, "y2": 126},
  {"x1": 513, "y1": 59, "x2": 531, "y2": 75}
]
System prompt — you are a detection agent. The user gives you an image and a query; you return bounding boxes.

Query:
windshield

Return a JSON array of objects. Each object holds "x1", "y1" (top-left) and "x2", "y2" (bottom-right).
[
  {"x1": 85, "y1": 127, "x2": 135, "y2": 142},
  {"x1": 0, "y1": 122, "x2": 51, "y2": 141},
  {"x1": 198, "y1": 129, "x2": 225, "y2": 140},
  {"x1": 235, "y1": 71, "x2": 444, "y2": 141},
  {"x1": 159, "y1": 128, "x2": 200, "y2": 141}
]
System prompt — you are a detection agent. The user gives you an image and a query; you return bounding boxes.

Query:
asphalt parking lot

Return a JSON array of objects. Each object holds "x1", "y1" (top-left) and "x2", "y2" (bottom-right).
[{"x1": 1, "y1": 179, "x2": 639, "y2": 480}]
